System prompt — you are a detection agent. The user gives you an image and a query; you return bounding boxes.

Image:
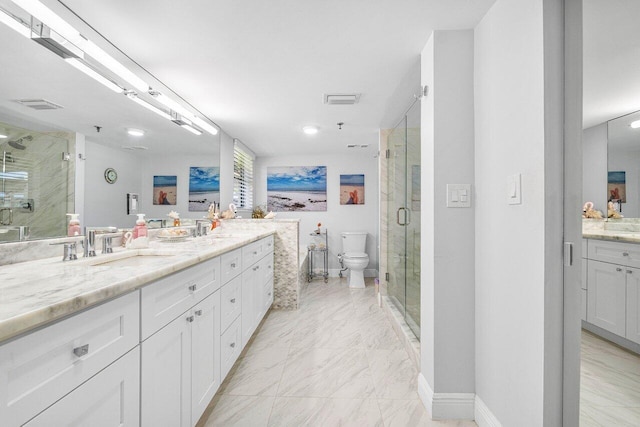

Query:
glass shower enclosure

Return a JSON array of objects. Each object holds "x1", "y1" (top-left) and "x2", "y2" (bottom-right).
[{"x1": 387, "y1": 100, "x2": 421, "y2": 338}]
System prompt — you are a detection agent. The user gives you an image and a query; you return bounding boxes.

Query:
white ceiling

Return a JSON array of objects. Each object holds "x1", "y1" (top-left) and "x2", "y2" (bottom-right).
[
  {"x1": 1, "y1": 0, "x2": 634, "y2": 157},
  {"x1": 0, "y1": 0, "x2": 496, "y2": 157}
]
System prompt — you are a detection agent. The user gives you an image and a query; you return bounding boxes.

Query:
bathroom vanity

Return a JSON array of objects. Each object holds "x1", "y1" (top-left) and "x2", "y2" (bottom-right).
[
  {"x1": 581, "y1": 226, "x2": 640, "y2": 353},
  {"x1": 0, "y1": 231, "x2": 275, "y2": 426}
]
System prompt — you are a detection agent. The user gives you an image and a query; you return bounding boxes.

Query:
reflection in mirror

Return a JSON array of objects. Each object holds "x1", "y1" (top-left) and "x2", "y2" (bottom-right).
[
  {"x1": 0, "y1": 120, "x2": 73, "y2": 242},
  {"x1": 607, "y1": 110, "x2": 640, "y2": 218}
]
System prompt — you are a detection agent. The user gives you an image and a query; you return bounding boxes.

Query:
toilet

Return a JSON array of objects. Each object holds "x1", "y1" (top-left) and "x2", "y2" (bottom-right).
[{"x1": 341, "y1": 232, "x2": 369, "y2": 288}]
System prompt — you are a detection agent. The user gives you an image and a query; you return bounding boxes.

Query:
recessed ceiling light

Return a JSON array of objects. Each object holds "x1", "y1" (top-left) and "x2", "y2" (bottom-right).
[
  {"x1": 631, "y1": 120, "x2": 640, "y2": 129},
  {"x1": 127, "y1": 128, "x2": 145, "y2": 137},
  {"x1": 303, "y1": 125, "x2": 319, "y2": 135}
]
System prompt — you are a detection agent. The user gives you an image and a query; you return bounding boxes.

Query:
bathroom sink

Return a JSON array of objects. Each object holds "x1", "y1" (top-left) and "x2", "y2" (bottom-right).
[{"x1": 75, "y1": 250, "x2": 177, "y2": 267}]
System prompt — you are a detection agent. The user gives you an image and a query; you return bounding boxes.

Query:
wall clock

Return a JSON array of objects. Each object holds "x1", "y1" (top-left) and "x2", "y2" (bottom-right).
[{"x1": 104, "y1": 167, "x2": 118, "y2": 184}]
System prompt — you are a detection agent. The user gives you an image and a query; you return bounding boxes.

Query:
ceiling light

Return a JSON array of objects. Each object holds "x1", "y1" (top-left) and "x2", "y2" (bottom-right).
[
  {"x1": 82, "y1": 40, "x2": 149, "y2": 91},
  {"x1": 150, "y1": 91, "x2": 193, "y2": 118},
  {"x1": 181, "y1": 124, "x2": 202, "y2": 135},
  {"x1": 66, "y1": 58, "x2": 123, "y2": 93},
  {"x1": 303, "y1": 125, "x2": 319, "y2": 135},
  {"x1": 127, "y1": 128, "x2": 144, "y2": 137},
  {"x1": 0, "y1": 8, "x2": 31, "y2": 38},
  {"x1": 631, "y1": 120, "x2": 640, "y2": 129},
  {"x1": 11, "y1": 0, "x2": 84, "y2": 45},
  {"x1": 125, "y1": 92, "x2": 172, "y2": 120}
]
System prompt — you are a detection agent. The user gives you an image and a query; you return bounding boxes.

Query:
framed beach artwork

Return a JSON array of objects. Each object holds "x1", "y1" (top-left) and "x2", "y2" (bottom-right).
[
  {"x1": 340, "y1": 174, "x2": 364, "y2": 205},
  {"x1": 267, "y1": 166, "x2": 327, "y2": 211},
  {"x1": 189, "y1": 166, "x2": 220, "y2": 211},
  {"x1": 608, "y1": 171, "x2": 626, "y2": 203},
  {"x1": 153, "y1": 175, "x2": 177, "y2": 205}
]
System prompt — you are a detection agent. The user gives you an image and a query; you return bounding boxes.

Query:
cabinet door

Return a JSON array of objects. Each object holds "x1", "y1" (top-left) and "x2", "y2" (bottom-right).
[
  {"x1": 587, "y1": 260, "x2": 626, "y2": 336},
  {"x1": 241, "y1": 266, "x2": 259, "y2": 349},
  {"x1": 24, "y1": 348, "x2": 140, "y2": 427},
  {"x1": 141, "y1": 312, "x2": 192, "y2": 427},
  {"x1": 220, "y1": 317, "x2": 242, "y2": 379},
  {"x1": 626, "y1": 267, "x2": 640, "y2": 344},
  {"x1": 191, "y1": 291, "x2": 221, "y2": 424},
  {"x1": 221, "y1": 275, "x2": 242, "y2": 332}
]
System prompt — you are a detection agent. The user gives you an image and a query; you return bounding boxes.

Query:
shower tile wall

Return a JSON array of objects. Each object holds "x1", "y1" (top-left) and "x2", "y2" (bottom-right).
[{"x1": 0, "y1": 130, "x2": 73, "y2": 240}]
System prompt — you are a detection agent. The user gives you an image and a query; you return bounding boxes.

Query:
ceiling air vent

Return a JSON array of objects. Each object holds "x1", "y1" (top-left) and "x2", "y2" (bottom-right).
[
  {"x1": 14, "y1": 99, "x2": 64, "y2": 110},
  {"x1": 324, "y1": 93, "x2": 361, "y2": 105}
]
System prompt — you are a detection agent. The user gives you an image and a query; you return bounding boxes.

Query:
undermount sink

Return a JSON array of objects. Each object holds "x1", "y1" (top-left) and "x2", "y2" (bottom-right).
[{"x1": 75, "y1": 250, "x2": 176, "y2": 267}]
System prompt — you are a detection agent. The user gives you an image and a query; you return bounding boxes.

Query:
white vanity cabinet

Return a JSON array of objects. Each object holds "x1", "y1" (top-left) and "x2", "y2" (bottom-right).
[
  {"x1": 241, "y1": 236, "x2": 274, "y2": 349},
  {"x1": 0, "y1": 291, "x2": 140, "y2": 426},
  {"x1": 585, "y1": 239, "x2": 640, "y2": 346},
  {"x1": 140, "y1": 262, "x2": 222, "y2": 427}
]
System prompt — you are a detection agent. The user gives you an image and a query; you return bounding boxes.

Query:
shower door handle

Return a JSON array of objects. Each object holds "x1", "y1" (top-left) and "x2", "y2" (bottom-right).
[{"x1": 397, "y1": 207, "x2": 410, "y2": 226}]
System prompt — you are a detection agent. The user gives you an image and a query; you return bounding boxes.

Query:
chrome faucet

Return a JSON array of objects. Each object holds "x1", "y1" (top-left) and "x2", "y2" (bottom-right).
[
  {"x1": 83, "y1": 226, "x2": 119, "y2": 257},
  {"x1": 195, "y1": 219, "x2": 212, "y2": 237},
  {"x1": 84, "y1": 228, "x2": 96, "y2": 257}
]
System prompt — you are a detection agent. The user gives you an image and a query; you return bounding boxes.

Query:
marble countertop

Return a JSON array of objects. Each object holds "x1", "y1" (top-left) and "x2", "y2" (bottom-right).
[
  {"x1": 0, "y1": 230, "x2": 274, "y2": 344},
  {"x1": 583, "y1": 230, "x2": 640, "y2": 244}
]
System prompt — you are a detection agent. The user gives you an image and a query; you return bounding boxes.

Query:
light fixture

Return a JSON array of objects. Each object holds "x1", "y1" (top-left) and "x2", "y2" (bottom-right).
[
  {"x1": 303, "y1": 125, "x2": 319, "y2": 135},
  {"x1": 0, "y1": 8, "x2": 31, "y2": 37},
  {"x1": 181, "y1": 124, "x2": 202, "y2": 136},
  {"x1": 150, "y1": 91, "x2": 194, "y2": 118},
  {"x1": 66, "y1": 58, "x2": 123, "y2": 93},
  {"x1": 191, "y1": 116, "x2": 219, "y2": 136},
  {"x1": 125, "y1": 92, "x2": 172, "y2": 120},
  {"x1": 631, "y1": 120, "x2": 640, "y2": 129},
  {"x1": 82, "y1": 40, "x2": 149, "y2": 91},
  {"x1": 127, "y1": 128, "x2": 144, "y2": 137}
]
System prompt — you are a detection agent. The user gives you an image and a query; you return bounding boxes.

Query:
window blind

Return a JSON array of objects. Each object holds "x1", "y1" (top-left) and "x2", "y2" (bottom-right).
[{"x1": 233, "y1": 140, "x2": 254, "y2": 210}]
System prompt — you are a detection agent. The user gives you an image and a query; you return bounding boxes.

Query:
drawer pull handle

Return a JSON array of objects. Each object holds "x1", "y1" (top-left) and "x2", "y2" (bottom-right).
[
  {"x1": 253, "y1": 266, "x2": 260, "y2": 271},
  {"x1": 230, "y1": 298, "x2": 236, "y2": 303},
  {"x1": 189, "y1": 284, "x2": 197, "y2": 292},
  {"x1": 231, "y1": 263, "x2": 236, "y2": 268},
  {"x1": 187, "y1": 316, "x2": 195, "y2": 323},
  {"x1": 73, "y1": 344, "x2": 89, "y2": 357},
  {"x1": 628, "y1": 270, "x2": 633, "y2": 274},
  {"x1": 230, "y1": 342, "x2": 236, "y2": 348},
  {"x1": 253, "y1": 251, "x2": 258, "y2": 255},
  {"x1": 195, "y1": 310, "x2": 203, "y2": 316},
  {"x1": 268, "y1": 292, "x2": 272, "y2": 296},
  {"x1": 623, "y1": 252, "x2": 630, "y2": 256},
  {"x1": 617, "y1": 267, "x2": 623, "y2": 272}
]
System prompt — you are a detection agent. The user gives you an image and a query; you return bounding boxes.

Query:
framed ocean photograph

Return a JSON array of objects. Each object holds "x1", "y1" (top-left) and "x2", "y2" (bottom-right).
[
  {"x1": 153, "y1": 175, "x2": 177, "y2": 205},
  {"x1": 189, "y1": 166, "x2": 220, "y2": 211},
  {"x1": 340, "y1": 174, "x2": 365, "y2": 205},
  {"x1": 267, "y1": 166, "x2": 327, "y2": 211}
]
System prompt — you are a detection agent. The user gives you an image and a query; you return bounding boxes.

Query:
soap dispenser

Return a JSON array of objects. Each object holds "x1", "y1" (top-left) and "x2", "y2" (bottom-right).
[
  {"x1": 132, "y1": 213, "x2": 148, "y2": 239},
  {"x1": 67, "y1": 213, "x2": 81, "y2": 237}
]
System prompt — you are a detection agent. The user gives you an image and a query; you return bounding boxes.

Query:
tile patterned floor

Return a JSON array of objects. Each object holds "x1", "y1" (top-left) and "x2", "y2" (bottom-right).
[
  {"x1": 199, "y1": 278, "x2": 476, "y2": 427},
  {"x1": 580, "y1": 330, "x2": 640, "y2": 426}
]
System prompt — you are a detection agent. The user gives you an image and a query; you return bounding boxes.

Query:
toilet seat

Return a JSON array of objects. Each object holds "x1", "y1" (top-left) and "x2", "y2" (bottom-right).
[{"x1": 343, "y1": 252, "x2": 368, "y2": 259}]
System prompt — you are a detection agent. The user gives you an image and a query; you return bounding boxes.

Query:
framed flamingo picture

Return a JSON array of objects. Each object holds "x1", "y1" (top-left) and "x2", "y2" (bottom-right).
[{"x1": 340, "y1": 174, "x2": 364, "y2": 205}]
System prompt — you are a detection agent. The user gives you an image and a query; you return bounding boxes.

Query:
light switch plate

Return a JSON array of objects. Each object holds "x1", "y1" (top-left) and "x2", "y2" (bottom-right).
[
  {"x1": 507, "y1": 174, "x2": 522, "y2": 205},
  {"x1": 447, "y1": 184, "x2": 472, "y2": 208}
]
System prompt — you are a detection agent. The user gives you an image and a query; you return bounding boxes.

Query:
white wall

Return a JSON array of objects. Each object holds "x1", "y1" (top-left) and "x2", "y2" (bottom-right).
[
  {"x1": 474, "y1": 0, "x2": 565, "y2": 425},
  {"x1": 255, "y1": 153, "x2": 379, "y2": 275},
  {"x1": 84, "y1": 140, "x2": 143, "y2": 228},
  {"x1": 583, "y1": 123, "x2": 607, "y2": 213},
  {"x1": 419, "y1": 30, "x2": 476, "y2": 418}
]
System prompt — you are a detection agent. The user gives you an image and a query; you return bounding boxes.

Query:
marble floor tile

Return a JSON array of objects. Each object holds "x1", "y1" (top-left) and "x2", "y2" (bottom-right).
[
  {"x1": 268, "y1": 397, "x2": 383, "y2": 427},
  {"x1": 247, "y1": 310, "x2": 300, "y2": 351},
  {"x1": 360, "y1": 320, "x2": 405, "y2": 350},
  {"x1": 378, "y1": 399, "x2": 477, "y2": 427},
  {"x1": 368, "y1": 349, "x2": 419, "y2": 399},
  {"x1": 219, "y1": 346, "x2": 289, "y2": 396},
  {"x1": 200, "y1": 395, "x2": 274, "y2": 427},
  {"x1": 580, "y1": 403, "x2": 640, "y2": 427},
  {"x1": 290, "y1": 318, "x2": 363, "y2": 349},
  {"x1": 278, "y1": 346, "x2": 376, "y2": 398}
]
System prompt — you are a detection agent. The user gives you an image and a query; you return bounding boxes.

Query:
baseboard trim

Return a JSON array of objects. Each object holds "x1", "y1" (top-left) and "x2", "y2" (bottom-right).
[
  {"x1": 475, "y1": 396, "x2": 502, "y2": 427},
  {"x1": 417, "y1": 374, "x2": 475, "y2": 420}
]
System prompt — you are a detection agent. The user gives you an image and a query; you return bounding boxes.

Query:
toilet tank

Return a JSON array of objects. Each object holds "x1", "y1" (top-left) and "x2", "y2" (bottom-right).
[{"x1": 341, "y1": 232, "x2": 367, "y2": 253}]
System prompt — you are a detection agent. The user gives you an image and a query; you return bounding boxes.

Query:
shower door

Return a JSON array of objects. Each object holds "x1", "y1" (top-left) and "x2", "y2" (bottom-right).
[{"x1": 387, "y1": 101, "x2": 421, "y2": 338}]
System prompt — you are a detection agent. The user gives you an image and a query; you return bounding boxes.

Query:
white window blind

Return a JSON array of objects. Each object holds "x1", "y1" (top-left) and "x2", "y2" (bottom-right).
[{"x1": 233, "y1": 140, "x2": 254, "y2": 209}]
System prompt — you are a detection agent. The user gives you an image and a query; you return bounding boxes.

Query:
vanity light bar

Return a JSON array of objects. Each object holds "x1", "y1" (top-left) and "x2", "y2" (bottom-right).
[
  {"x1": 191, "y1": 116, "x2": 219, "y2": 136},
  {"x1": 631, "y1": 120, "x2": 640, "y2": 129},
  {"x1": 125, "y1": 92, "x2": 172, "y2": 120},
  {"x1": 181, "y1": 124, "x2": 203, "y2": 135},
  {"x1": 0, "y1": 8, "x2": 31, "y2": 38},
  {"x1": 66, "y1": 58, "x2": 124, "y2": 93},
  {"x1": 150, "y1": 91, "x2": 194, "y2": 119}
]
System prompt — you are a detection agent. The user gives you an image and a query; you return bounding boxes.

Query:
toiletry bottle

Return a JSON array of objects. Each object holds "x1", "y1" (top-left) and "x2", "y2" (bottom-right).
[
  {"x1": 132, "y1": 213, "x2": 148, "y2": 239},
  {"x1": 67, "y1": 213, "x2": 81, "y2": 236}
]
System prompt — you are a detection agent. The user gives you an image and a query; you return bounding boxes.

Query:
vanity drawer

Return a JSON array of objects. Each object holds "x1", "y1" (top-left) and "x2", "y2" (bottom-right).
[
  {"x1": 242, "y1": 241, "x2": 263, "y2": 268},
  {"x1": 221, "y1": 249, "x2": 242, "y2": 283},
  {"x1": 220, "y1": 317, "x2": 242, "y2": 379},
  {"x1": 0, "y1": 291, "x2": 140, "y2": 427},
  {"x1": 588, "y1": 239, "x2": 640, "y2": 268},
  {"x1": 262, "y1": 235, "x2": 274, "y2": 255},
  {"x1": 141, "y1": 257, "x2": 220, "y2": 339},
  {"x1": 221, "y1": 275, "x2": 242, "y2": 332},
  {"x1": 263, "y1": 278, "x2": 274, "y2": 312},
  {"x1": 259, "y1": 252, "x2": 274, "y2": 285}
]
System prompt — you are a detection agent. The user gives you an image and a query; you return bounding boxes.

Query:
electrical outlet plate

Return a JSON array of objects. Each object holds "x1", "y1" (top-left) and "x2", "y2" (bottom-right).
[{"x1": 446, "y1": 184, "x2": 472, "y2": 208}]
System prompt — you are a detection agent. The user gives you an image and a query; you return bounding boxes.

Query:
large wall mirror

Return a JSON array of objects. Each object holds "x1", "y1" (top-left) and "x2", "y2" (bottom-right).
[
  {"x1": 0, "y1": 1, "x2": 220, "y2": 243},
  {"x1": 607, "y1": 110, "x2": 640, "y2": 219}
]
